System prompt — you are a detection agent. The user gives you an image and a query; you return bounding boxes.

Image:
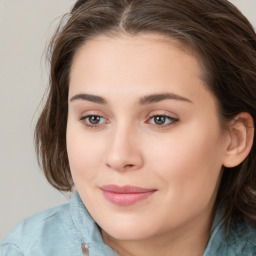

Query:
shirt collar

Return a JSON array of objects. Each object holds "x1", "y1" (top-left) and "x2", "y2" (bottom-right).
[{"x1": 69, "y1": 191, "x2": 119, "y2": 256}]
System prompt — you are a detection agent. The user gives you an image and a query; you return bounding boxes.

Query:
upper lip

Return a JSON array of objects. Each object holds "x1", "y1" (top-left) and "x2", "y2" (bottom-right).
[{"x1": 100, "y1": 184, "x2": 157, "y2": 194}]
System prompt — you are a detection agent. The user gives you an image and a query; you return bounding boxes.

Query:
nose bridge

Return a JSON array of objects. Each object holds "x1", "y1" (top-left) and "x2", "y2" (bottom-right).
[{"x1": 104, "y1": 120, "x2": 143, "y2": 171}]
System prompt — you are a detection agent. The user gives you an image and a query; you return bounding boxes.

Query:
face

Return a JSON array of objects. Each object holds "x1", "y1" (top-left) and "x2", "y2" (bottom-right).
[{"x1": 67, "y1": 34, "x2": 229, "y2": 241}]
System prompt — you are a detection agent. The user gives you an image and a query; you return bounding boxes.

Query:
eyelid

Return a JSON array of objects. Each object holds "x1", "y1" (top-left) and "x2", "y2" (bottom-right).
[
  {"x1": 146, "y1": 111, "x2": 179, "y2": 129},
  {"x1": 79, "y1": 112, "x2": 110, "y2": 129},
  {"x1": 147, "y1": 110, "x2": 179, "y2": 120},
  {"x1": 149, "y1": 114, "x2": 178, "y2": 124}
]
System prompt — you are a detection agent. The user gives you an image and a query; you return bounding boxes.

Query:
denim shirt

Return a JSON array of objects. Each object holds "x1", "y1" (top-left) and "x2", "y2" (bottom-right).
[{"x1": 1, "y1": 192, "x2": 256, "y2": 256}]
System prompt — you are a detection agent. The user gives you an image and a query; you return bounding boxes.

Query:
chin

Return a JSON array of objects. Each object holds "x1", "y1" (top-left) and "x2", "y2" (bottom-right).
[{"x1": 100, "y1": 220, "x2": 157, "y2": 241}]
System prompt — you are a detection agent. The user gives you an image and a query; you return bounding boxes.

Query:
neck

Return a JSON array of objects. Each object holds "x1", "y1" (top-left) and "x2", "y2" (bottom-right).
[{"x1": 101, "y1": 209, "x2": 214, "y2": 256}]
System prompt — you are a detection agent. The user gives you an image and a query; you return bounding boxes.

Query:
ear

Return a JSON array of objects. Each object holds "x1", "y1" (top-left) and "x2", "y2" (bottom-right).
[{"x1": 223, "y1": 112, "x2": 254, "y2": 168}]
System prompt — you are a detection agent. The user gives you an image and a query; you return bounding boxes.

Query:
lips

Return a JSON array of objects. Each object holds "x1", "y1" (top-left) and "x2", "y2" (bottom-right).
[{"x1": 100, "y1": 185, "x2": 156, "y2": 206}]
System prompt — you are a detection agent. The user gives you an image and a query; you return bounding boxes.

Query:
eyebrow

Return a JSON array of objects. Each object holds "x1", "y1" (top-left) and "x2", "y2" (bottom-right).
[
  {"x1": 69, "y1": 92, "x2": 192, "y2": 104},
  {"x1": 70, "y1": 93, "x2": 107, "y2": 104},
  {"x1": 139, "y1": 92, "x2": 192, "y2": 104}
]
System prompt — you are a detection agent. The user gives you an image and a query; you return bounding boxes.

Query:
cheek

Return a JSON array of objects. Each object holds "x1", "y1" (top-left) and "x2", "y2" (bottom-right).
[
  {"x1": 66, "y1": 125, "x2": 104, "y2": 183},
  {"x1": 144, "y1": 123, "x2": 224, "y2": 202}
]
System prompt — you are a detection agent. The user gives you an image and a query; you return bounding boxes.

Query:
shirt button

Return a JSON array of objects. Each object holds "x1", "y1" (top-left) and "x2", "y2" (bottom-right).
[{"x1": 81, "y1": 243, "x2": 89, "y2": 256}]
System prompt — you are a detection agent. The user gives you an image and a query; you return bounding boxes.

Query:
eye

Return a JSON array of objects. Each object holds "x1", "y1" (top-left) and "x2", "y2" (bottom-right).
[
  {"x1": 80, "y1": 115, "x2": 107, "y2": 128},
  {"x1": 148, "y1": 115, "x2": 179, "y2": 127}
]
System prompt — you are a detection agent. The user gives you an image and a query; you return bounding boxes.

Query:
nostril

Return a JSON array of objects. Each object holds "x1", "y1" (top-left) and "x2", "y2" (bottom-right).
[
  {"x1": 125, "y1": 164, "x2": 135, "y2": 168},
  {"x1": 81, "y1": 243, "x2": 89, "y2": 255}
]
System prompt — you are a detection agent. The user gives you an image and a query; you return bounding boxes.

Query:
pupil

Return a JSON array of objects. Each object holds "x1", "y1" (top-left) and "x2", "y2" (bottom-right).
[
  {"x1": 154, "y1": 116, "x2": 165, "y2": 125},
  {"x1": 89, "y1": 116, "x2": 100, "y2": 124}
]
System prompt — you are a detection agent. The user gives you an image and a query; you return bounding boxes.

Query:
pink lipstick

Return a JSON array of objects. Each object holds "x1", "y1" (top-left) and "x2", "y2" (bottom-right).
[{"x1": 100, "y1": 185, "x2": 156, "y2": 206}]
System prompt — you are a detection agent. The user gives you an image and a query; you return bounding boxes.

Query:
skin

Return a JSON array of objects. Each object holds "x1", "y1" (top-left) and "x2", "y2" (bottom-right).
[{"x1": 66, "y1": 33, "x2": 232, "y2": 256}]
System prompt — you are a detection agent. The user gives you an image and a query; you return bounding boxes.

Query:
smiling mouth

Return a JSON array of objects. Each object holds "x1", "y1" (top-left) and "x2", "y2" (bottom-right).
[{"x1": 100, "y1": 185, "x2": 157, "y2": 206}]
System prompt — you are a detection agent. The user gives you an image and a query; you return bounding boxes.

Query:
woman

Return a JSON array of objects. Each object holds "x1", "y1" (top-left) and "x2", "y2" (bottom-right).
[{"x1": 1, "y1": 0, "x2": 256, "y2": 255}]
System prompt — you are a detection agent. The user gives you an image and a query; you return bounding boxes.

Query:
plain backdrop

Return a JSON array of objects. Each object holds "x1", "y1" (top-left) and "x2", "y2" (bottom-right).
[{"x1": 0, "y1": 0, "x2": 255, "y2": 241}]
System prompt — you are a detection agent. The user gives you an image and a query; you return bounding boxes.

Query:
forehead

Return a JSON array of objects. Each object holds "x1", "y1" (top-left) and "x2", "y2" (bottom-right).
[
  {"x1": 72, "y1": 33, "x2": 196, "y2": 66},
  {"x1": 69, "y1": 33, "x2": 204, "y2": 95}
]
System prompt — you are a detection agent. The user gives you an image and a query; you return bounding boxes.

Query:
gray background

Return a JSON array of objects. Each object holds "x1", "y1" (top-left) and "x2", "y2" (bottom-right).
[{"x1": 0, "y1": 0, "x2": 255, "y2": 241}]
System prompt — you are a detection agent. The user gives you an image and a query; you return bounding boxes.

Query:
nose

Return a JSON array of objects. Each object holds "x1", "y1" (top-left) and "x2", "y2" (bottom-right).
[{"x1": 104, "y1": 124, "x2": 144, "y2": 172}]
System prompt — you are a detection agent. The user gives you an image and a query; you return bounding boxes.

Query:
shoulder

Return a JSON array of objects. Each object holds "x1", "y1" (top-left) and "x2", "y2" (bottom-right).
[
  {"x1": 229, "y1": 219, "x2": 256, "y2": 255},
  {"x1": 0, "y1": 202, "x2": 78, "y2": 255},
  {"x1": 2, "y1": 202, "x2": 70, "y2": 242},
  {"x1": 0, "y1": 192, "x2": 117, "y2": 256},
  {"x1": 205, "y1": 213, "x2": 256, "y2": 256}
]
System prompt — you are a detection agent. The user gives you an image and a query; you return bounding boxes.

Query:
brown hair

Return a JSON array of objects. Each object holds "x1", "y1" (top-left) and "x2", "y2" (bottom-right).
[{"x1": 35, "y1": 0, "x2": 256, "y2": 226}]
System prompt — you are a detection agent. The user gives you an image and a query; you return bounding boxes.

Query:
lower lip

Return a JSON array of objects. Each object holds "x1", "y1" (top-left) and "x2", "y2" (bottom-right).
[{"x1": 101, "y1": 190, "x2": 155, "y2": 206}]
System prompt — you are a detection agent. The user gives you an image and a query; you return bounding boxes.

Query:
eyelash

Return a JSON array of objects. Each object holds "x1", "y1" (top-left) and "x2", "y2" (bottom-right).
[
  {"x1": 147, "y1": 114, "x2": 179, "y2": 128},
  {"x1": 80, "y1": 115, "x2": 108, "y2": 129},
  {"x1": 79, "y1": 114, "x2": 179, "y2": 129}
]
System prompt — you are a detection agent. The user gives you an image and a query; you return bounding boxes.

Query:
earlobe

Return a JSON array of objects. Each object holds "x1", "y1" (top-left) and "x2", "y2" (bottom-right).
[{"x1": 223, "y1": 112, "x2": 254, "y2": 168}]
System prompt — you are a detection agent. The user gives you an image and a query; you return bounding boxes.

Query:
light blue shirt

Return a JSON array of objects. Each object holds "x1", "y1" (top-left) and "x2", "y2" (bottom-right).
[{"x1": 1, "y1": 192, "x2": 256, "y2": 255}]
